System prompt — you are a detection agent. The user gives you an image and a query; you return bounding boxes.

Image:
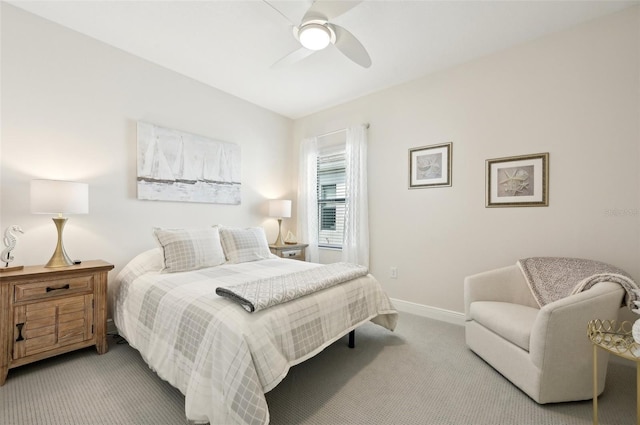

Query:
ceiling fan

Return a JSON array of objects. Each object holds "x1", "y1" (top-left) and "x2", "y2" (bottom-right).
[{"x1": 265, "y1": 0, "x2": 372, "y2": 68}]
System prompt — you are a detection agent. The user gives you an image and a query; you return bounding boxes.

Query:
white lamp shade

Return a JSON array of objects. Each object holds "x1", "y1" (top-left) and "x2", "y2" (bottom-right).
[
  {"x1": 31, "y1": 179, "x2": 89, "y2": 214},
  {"x1": 299, "y1": 23, "x2": 331, "y2": 51},
  {"x1": 269, "y1": 199, "x2": 292, "y2": 218}
]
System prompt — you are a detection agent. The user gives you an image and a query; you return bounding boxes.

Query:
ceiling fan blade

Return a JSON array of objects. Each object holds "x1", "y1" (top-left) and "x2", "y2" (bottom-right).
[
  {"x1": 271, "y1": 47, "x2": 316, "y2": 68},
  {"x1": 261, "y1": 0, "x2": 297, "y2": 26},
  {"x1": 303, "y1": 0, "x2": 362, "y2": 22},
  {"x1": 332, "y1": 24, "x2": 371, "y2": 68}
]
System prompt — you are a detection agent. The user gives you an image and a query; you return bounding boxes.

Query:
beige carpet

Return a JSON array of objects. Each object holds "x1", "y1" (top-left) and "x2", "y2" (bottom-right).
[{"x1": 0, "y1": 312, "x2": 635, "y2": 424}]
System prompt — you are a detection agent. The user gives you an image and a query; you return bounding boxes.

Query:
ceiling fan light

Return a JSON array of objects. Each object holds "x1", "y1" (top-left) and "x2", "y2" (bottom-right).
[{"x1": 299, "y1": 23, "x2": 331, "y2": 51}]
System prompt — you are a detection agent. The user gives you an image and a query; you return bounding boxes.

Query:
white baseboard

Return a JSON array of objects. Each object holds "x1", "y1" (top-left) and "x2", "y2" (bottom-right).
[
  {"x1": 389, "y1": 299, "x2": 637, "y2": 373},
  {"x1": 390, "y1": 298, "x2": 465, "y2": 326},
  {"x1": 390, "y1": 299, "x2": 635, "y2": 369}
]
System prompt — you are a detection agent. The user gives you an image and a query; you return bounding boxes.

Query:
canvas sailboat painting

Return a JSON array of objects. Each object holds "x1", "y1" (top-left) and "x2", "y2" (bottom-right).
[{"x1": 137, "y1": 122, "x2": 241, "y2": 204}]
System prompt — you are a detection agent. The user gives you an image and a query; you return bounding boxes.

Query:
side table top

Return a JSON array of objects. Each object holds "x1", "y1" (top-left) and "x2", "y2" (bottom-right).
[
  {"x1": 269, "y1": 243, "x2": 308, "y2": 249},
  {"x1": 0, "y1": 260, "x2": 114, "y2": 281},
  {"x1": 588, "y1": 319, "x2": 640, "y2": 362}
]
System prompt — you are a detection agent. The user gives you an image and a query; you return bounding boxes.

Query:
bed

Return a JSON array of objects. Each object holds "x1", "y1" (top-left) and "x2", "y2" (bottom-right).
[{"x1": 111, "y1": 226, "x2": 398, "y2": 425}]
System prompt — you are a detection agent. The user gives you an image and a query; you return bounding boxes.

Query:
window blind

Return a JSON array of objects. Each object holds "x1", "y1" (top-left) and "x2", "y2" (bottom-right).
[{"x1": 317, "y1": 152, "x2": 346, "y2": 248}]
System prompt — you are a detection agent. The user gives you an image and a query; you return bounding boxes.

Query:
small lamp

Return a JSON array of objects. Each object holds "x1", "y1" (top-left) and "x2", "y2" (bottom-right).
[
  {"x1": 31, "y1": 179, "x2": 88, "y2": 268},
  {"x1": 269, "y1": 199, "x2": 291, "y2": 246}
]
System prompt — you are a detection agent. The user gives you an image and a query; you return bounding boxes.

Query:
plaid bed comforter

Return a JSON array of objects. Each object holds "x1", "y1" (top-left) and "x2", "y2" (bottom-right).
[{"x1": 113, "y1": 253, "x2": 397, "y2": 425}]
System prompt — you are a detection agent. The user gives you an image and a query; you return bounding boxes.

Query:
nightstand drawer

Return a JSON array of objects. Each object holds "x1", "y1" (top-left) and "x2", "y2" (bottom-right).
[
  {"x1": 269, "y1": 243, "x2": 308, "y2": 262},
  {"x1": 14, "y1": 275, "x2": 94, "y2": 303},
  {"x1": 281, "y1": 249, "x2": 302, "y2": 259}
]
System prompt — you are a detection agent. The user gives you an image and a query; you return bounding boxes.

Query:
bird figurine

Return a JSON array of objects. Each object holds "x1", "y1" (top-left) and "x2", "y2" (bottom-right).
[{"x1": 1, "y1": 224, "x2": 24, "y2": 270}]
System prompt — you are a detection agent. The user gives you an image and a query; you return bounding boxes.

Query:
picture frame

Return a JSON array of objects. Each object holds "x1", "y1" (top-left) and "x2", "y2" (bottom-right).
[
  {"x1": 486, "y1": 152, "x2": 549, "y2": 207},
  {"x1": 408, "y1": 142, "x2": 452, "y2": 189},
  {"x1": 136, "y1": 122, "x2": 241, "y2": 205}
]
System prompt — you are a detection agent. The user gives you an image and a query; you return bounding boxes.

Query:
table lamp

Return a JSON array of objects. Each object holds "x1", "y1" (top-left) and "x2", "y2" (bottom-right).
[
  {"x1": 269, "y1": 199, "x2": 291, "y2": 246},
  {"x1": 31, "y1": 179, "x2": 88, "y2": 268}
]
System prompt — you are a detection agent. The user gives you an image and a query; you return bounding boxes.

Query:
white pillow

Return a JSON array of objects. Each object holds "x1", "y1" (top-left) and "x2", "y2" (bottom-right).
[
  {"x1": 153, "y1": 227, "x2": 226, "y2": 273},
  {"x1": 219, "y1": 226, "x2": 273, "y2": 264}
]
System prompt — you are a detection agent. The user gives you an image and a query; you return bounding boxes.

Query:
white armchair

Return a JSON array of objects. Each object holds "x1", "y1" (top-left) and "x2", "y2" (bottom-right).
[{"x1": 464, "y1": 263, "x2": 624, "y2": 404}]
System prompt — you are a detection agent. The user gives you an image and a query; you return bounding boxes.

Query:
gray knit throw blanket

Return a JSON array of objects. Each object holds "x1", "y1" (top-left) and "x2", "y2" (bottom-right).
[{"x1": 517, "y1": 257, "x2": 639, "y2": 309}]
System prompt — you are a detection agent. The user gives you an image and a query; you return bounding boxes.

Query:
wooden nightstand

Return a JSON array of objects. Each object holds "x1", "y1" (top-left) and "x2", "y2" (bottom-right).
[
  {"x1": 0, "y1": 260, "x2": 114, "y2": 385},
  {"x1": 269, "y1": 243, "x2": 308, "y2": 261}
]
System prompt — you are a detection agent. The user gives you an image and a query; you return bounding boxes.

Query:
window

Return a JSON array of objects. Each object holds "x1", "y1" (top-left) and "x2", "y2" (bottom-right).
[{"x1": 317, "y1": 152, "x2": 345, "y2": 248}]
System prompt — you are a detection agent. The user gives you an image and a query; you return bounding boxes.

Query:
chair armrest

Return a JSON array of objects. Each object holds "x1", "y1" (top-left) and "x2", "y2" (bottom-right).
[
  {"x1": 529, "y1": 281, "x2": 624, "y2": 369},
  {"x1": 464, "y1": 264, "x2": 537, "y2": 318}
]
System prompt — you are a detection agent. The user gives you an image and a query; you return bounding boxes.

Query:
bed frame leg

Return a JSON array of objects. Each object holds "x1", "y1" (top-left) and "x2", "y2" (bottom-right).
[{"x1": 348, "y1": 330, "x2": 355, "y2": 348}]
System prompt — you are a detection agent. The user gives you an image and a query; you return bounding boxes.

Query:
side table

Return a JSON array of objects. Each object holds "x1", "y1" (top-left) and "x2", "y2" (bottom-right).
[
  {"x1": 588, "y1": 319, "x2": 640, "y2": 425},
  {"x1": 0, "y1": 260, "x2": 114, "y2": 385},
  {"x1": 269, "y1": 243, "x2": 308, "y2": 261}
]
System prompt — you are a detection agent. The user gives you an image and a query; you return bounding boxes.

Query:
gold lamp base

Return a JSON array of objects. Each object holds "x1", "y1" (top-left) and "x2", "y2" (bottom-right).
[
  {"x1": 45, "y1": 217, "x2": 75, "y2": 268},
  {"x1": 273, "y1": 218, "x2": 285, "y2": 246}
]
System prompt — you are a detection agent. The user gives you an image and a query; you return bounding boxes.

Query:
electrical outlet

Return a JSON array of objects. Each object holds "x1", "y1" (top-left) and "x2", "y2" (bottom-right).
[{"x1": 390, "y1": 266, "x2": 398, "y2": 279}]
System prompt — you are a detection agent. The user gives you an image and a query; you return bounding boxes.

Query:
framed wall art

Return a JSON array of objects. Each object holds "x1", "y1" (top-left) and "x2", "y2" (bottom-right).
[
  {"x1": 486, "y1": 152, "x2": 549, "y2": 207},
  {"x1": 136, "y1": 122, "x2": 241, "y2": 205},
  {"x1": 408, "y1": 142, "x2": 452, "y2": 189}
]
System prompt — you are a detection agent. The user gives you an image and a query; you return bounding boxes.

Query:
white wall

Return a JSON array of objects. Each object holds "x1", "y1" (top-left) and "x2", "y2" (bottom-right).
[
  {"x1": 0, "y1": 4, "x2": 295, "y2": 292},
  {"x1": 293, "y1": 7, "x2": 640, "y2": 314},
  {"x1": 3, "y1": 4, "x2": 639, "y2": 319}
]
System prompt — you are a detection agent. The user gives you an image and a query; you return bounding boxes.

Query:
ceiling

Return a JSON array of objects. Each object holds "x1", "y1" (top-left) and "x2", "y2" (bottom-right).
[{"x1": 8, "y1": 0, "x2": 638, "y2": 119}]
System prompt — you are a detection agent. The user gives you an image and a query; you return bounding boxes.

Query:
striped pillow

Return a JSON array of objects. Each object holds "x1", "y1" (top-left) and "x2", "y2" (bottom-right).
[
  {"x1": 219, "y1": 226, "x2": 273, "y2": 264},
  {"x1": 153, "y1": 227, "x2": 226, "y2": 273}
]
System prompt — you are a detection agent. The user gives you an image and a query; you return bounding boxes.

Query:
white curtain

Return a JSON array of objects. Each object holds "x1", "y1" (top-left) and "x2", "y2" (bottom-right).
[
  {"x1": 297, "y1": 137, "x2": 319, "y2": 263},
  {"x1": 342, "y1": 124, "x2": 369, "y2": 267}
]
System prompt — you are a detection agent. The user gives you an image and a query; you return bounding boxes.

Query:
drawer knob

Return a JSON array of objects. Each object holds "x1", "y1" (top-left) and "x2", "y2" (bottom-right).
[
  {"x1": 46, "y1": 284, "x2": 70, "y2": 292},
  {"x1": 15, "y1": 323, "x2": 24, "y2": 342}
]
